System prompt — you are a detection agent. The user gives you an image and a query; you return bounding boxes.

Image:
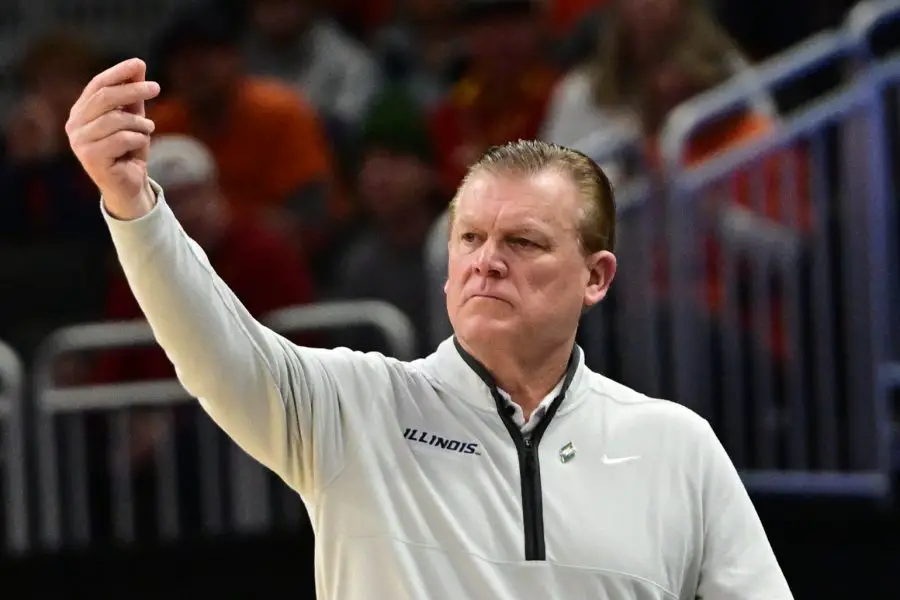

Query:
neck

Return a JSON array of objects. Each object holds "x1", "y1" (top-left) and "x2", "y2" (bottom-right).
[{"x1": 458, "y1": 336, "x2": 575, "y2": 418}]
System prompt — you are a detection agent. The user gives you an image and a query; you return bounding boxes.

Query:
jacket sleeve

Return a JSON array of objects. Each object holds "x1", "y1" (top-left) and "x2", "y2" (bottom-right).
[
  {"x1": 696, "y1": 421, "x2": 794, "y2": 600},
  {"x1": 102, "y1": 181, "x2": 390, "y2": 497}
]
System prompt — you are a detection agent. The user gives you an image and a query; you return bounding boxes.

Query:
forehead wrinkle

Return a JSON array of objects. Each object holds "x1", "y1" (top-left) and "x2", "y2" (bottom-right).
[{"x1": 454, "y1": 172, "x2": 576, "y2": 235}]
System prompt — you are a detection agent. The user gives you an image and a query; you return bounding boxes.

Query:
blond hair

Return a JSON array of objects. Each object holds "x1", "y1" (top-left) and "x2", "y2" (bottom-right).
[
  {"x1": 450, "y1": 140, "x2": 616, "y2": 253},
  {"x1": 590, "y1": 0, "x2": 742, "y2": 108}
]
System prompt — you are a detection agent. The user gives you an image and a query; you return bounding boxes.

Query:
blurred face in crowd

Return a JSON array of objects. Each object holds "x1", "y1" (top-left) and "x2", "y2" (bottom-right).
[
  {"x1": 8, "y1": 53, "x2": 92, "y2": 162},
  {"x1": 619, "y1": 0, "x2": 683, "y2": 64},
  {"x1": 358, "y1": 150, "x2": 434, "y2": 219},
  {"x1": 446, "y1": 170, "x2": 612, "y2": 354},
  {"x1": 251, "y1": 0, "x2": 315, "y2": 43},
  {"x1": 29, "y1": 62, "x2": 89, "y2": 122},
  {"x1": 165, "y1": 180, "x2": 228, "y2": 248},
  {"x1": 169, "y1": 45, "x2": 241, "y2": 108},
  {"x1": 641, "y1": 60, "x2": 707, "y2": 134},
  {"x1": 466, "y1": 12, "x2": 542, "y2": 80},
  {"x1": 358, "y1": 150, "x2": 437, "y2": 246}
]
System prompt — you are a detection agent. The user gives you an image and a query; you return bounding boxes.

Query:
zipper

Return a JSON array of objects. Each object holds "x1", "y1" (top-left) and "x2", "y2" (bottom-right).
[
  {"x1": 494, "y1": 395, "x2": 549, "y2": 561},
  {"x1": 520, "y1": 438, "x2": 544, "y2": 560},
  {"x1": 451, "y1": 338, "x2": 581, "y2": 562}
]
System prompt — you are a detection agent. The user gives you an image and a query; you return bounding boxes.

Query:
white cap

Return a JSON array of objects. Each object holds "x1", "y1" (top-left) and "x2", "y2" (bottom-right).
[{"x1": 147, "y1": 134, "x2": 217, "y2": 189}]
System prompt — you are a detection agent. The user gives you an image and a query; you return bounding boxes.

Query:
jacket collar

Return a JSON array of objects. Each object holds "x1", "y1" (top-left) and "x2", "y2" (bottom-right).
[{"x1": 424, "y1": 336, "x2": 588, "y2": 416}]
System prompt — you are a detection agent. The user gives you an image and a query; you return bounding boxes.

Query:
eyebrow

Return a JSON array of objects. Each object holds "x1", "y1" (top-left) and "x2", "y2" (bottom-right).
[
  {"x1": 454, "y1": 217, "x2": 550, "y2": 234},
  {"x1": 506, "y1": 226, "x2": 548, "y2": 237}
]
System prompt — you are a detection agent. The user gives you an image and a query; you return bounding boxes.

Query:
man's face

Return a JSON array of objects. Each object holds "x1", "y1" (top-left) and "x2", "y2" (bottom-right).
[{"x1": 446, "y1": 170, "x2": 615, "y2": 352}]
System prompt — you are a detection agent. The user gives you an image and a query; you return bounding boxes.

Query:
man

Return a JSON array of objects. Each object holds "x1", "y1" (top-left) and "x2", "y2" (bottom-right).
[{"x1": 66, "y1": 58, "x2": 792, "y2": 600}]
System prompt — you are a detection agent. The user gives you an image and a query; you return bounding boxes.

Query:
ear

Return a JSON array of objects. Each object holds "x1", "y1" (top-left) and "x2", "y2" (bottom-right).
[{"x1": 583, "y1": 250, "x2": 616, "y2": 309}]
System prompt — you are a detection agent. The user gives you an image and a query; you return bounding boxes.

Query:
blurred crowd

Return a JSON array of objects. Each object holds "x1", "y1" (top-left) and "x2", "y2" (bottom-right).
[
  {"x1": 0, "y1": 0, "x2": 891, "y2": 551},
  {"x1": 0, "y1": 0, "x2": 860, "y2": 376}
]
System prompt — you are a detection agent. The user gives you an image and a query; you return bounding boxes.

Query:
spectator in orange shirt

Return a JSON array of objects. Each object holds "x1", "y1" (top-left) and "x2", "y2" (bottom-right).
[
  {"x1": 430, "y1": 0, "x2": 558, "y2": 190},
  {"x1": 149, "y1": 7, "x2": 345, "y2": 250}
]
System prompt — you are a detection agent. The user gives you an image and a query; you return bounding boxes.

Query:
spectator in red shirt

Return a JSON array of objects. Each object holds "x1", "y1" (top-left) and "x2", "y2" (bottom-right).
[{"x1": 429, "y1": 0, "x2": 558, "y2": 190}]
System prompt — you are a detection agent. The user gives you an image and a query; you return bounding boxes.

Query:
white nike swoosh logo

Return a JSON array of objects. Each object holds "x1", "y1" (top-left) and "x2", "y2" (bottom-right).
[{"x1": 601, "y1": 454, "x2": 641, "y2": 465}]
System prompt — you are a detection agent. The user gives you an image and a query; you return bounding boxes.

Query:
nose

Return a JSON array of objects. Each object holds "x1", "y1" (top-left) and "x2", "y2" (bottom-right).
[{"x1": 472, "y1": 241, "x2": 508, "y2": 278}]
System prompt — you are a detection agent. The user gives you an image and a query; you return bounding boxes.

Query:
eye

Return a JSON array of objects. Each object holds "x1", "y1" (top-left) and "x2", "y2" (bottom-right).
[
  {"x1": 460, "y1": 231, "x2": 478, "y2": 244},
  {"x1": 509, "y1": 237, "x2": 537, "y2": 248}
]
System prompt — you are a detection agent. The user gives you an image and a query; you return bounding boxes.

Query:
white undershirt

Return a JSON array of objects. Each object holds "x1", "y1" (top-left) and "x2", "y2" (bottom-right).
[{"x1": 498, "y1": 378, "x2": 566, "y2": 437}]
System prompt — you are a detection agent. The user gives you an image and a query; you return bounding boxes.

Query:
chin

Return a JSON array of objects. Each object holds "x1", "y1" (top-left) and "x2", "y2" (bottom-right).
[{"x1": 454, "y1": 313, "x2": 517, "y2": 345}]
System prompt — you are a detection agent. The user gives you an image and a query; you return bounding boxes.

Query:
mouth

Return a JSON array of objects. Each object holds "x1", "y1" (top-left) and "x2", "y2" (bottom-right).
[{"x1": 469, "y1": 293, "x2": 511, "y2": 304}]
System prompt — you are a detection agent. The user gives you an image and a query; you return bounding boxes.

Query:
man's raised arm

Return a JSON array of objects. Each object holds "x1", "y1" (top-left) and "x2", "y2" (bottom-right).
[{"x1": 66, "y1": 58, "x2": 370, "y2": 496}]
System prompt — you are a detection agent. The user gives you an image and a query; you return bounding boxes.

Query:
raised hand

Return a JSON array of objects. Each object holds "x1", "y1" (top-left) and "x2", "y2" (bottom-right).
[{"x1": 66, "y1": 58, "x2": 161, "y2": 220}]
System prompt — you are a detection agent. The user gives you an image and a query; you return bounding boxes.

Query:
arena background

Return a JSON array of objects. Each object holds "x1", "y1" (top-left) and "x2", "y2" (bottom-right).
[{"x1": 0, "y1": 0, "x2": 899, "y2": 597}]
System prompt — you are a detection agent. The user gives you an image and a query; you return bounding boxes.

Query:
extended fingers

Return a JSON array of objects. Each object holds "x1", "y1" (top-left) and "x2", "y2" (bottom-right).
[
  {"x1": 80, "y1": 59, "x2": 147, "y2": 105},
  {"x1": 68, "y1": 81, "x2": 160, "y2": 130},
  {"x1": 78, "y1": 130, "x2": 150, "y2": 165},
  {"x1": 69, "y1": 59, "x2": 146, "y2": 125},
  {"x1": 70, "y1": 110, "x2": 155, "y2": 147}
]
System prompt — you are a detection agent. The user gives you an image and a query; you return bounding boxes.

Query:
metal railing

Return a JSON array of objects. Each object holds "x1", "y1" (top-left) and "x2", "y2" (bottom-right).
[
  {"x1": 849, "y1": 0, "x2": 900, "y2": 493},
  {"x1": 32, "y1": 300, "x2": 416, "y2": 550},
  {"x1": 0, "y1": 340, "x2": 26, "y2": 554},
  {"x1": 849, "y1": 0, "x2": 900, "y2": 362},
  {"x1": 0, "y1": 0, "x2": 896, "y2": 557},
  {"x1": 571, "y1": 7, "x2": 899, "y2": 499},
  {"x1": 576, "y1": 132, "x2": 662, "y2": 394},
  {"x1": 657, "y1": 27, "x2": 895, "y2": 498}
]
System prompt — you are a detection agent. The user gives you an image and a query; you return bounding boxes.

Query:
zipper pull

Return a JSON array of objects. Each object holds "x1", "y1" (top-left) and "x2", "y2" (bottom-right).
[{"x1": 523, "y1": 440, "x2": 535, "y2": 469}]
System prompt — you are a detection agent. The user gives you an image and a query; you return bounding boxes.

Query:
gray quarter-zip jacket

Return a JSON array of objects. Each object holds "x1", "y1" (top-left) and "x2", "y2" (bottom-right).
[{"x1": 102, "y1": 182, "x2": 793, "y2": 600}]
